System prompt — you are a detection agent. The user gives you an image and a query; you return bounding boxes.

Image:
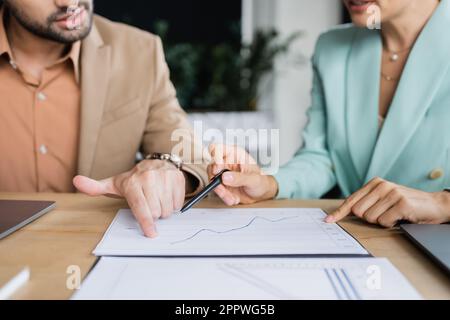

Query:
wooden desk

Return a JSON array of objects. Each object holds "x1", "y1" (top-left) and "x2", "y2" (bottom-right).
[{"x1": 1, "y1": 193, "x2": 449, "y2": 300}]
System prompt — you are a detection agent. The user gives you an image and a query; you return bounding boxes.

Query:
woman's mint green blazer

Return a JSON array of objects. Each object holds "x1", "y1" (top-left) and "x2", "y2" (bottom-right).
[{"x1": 274, "y1": 0, "x2": 450, "y2": 199}]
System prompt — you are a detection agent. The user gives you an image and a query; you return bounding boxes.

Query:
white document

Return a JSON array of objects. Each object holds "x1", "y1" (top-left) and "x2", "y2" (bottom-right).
[
  {"x1": 73, "y1": 257, "x2": 421, "y2": 300},
  {"x1": 93, "y1": 208, "x2": 368, "y2": 257}
]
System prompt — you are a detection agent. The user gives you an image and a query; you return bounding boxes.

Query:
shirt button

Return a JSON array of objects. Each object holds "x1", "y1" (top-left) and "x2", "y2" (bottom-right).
[
  {"x1": 37, "y1": 92, "x2": 47, "y2": 101},
  {"x1": 429, "y1": 168, "x2": 445, "y2": 180},
  {"x1": 39, "y1": 145, "x2": 48, "y2": 155}
]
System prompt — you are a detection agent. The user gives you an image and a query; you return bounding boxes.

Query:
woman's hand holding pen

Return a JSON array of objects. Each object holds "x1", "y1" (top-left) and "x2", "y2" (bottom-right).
[{"x1": 207, "y1": 144, "x2": 279, "y2": 205}]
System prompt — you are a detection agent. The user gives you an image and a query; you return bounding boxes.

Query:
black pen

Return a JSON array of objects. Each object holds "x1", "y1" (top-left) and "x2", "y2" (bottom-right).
[{"x1": 180, "y1": 169, "x2": 230, "y2": 213}]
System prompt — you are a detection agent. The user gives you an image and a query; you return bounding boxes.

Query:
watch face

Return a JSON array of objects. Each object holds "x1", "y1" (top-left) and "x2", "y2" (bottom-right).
[{"x1": 161, "y1": 154, "x2": 171, "y2": 161}]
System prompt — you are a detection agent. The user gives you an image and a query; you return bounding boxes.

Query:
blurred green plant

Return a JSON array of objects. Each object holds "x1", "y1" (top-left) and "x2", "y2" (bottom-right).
[{"x1": 155, "y1": 20, "x2": 303, "y2": 112}]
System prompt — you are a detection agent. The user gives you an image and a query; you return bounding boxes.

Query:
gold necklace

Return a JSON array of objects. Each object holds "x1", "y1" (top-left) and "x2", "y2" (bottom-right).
[
  {"x1": 381, "y1": 72, "x2": 399, "y2": 82},
  {"x1": 383, "y1": 45, "x2": 413, "y2": 62},
  {"x1": 381, "y1": 44, "x2": 412, "y2": 81}
]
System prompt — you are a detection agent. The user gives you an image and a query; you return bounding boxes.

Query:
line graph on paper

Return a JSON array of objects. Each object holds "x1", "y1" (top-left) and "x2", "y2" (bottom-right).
[
  {"x1": 170, "y1": 215, "x2": 300, "y2": 245},
  {"x1": 93, "y1": 208, "x2": 369, "y2": 256}
]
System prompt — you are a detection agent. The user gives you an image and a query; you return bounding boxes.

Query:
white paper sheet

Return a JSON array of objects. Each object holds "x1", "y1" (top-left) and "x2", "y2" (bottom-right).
[
  {"x1": 93, "y1": 208, "x2": 368, "y2": 256},
  {"x1": 73, "y1": 257, "x2": 421, "y2": 300}
]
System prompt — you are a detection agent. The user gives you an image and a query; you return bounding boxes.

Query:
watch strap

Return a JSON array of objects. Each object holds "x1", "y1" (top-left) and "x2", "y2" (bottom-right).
[{"x1": 146, "y1": 153, "x2": 183, "y2": 170}]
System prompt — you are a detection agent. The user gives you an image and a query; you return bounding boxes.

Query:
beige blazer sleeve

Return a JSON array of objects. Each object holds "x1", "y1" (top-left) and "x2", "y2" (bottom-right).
[{"x1": 140, "y1": 37, "x2": 209, "y2": 196}]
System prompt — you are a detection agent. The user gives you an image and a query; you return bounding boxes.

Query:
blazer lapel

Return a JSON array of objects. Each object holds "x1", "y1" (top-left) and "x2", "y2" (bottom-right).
[
  {"x1": 77, "y1": 23, "x2": 111, "y2": 177},
  {"x1": 346, "y1": 28, "x2": 382, "y2": 184},
  {"x1": 365, "y1": 0, "x2": 450, "y2": 182}
]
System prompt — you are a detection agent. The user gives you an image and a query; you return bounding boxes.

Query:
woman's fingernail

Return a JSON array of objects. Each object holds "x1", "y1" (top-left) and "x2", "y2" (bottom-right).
[
  {"x1": 325, "y1": 216, "x2": 335, "y2": 223},
  {"x1": 222, "y1": 172, "x2": 233, "y2": 182}
]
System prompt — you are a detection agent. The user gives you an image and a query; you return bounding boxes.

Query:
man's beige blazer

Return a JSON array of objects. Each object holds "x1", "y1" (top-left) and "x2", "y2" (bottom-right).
[{"x1": 78, "y1": 15, "x2": 208, "y2": 193}]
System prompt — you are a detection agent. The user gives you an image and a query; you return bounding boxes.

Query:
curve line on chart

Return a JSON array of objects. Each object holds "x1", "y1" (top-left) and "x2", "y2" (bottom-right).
[{"x1": 170, "y1": 215, "x2": 300, "y2": 245}]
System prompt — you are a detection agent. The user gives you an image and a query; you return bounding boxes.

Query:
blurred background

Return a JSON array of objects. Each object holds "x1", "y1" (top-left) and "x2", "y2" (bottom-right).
[{"x1": 95, "y1": 0, "x2": 348, "y2": 166}]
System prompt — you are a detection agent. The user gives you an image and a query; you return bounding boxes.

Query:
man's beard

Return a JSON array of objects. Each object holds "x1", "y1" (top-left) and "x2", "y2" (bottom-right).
[{"x1": 4, "y1": 1, "x2": 94, "y2": 44}]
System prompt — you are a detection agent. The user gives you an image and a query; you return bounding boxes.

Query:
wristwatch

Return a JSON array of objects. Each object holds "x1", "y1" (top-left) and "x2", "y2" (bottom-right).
[{"x1": 146, "y1": 153, "x2": 183, "y2": 170}]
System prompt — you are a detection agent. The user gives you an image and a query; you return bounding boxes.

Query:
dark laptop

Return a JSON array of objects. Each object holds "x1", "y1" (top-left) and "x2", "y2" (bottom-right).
[
  {"x1": 0, "y1": 200, "x2": 55, "y2": 240},
  {"x1": 401, "y1": 224, "x2": 450, "y2": 275}
]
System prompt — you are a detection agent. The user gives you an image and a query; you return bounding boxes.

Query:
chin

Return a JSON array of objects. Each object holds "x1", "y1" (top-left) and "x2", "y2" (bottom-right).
[
  {"x1": 52, "y1": 21, "x2": 92, "y2": 42},
  {"x1": 47, "y1": 28, "x2": 90, "y2": 44},
  {"x1": 349, "y1": 14, "x2": 372, "y2": 27}
]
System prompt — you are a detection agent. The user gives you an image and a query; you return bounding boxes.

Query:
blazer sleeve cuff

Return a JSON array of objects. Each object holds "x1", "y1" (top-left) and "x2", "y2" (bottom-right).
[
  {"x1": 182, "y1": 163, "x2": 208, "y2": 198},
  {"x1": 273, "y1": 167, "x2": 302, "y2": 200}
]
